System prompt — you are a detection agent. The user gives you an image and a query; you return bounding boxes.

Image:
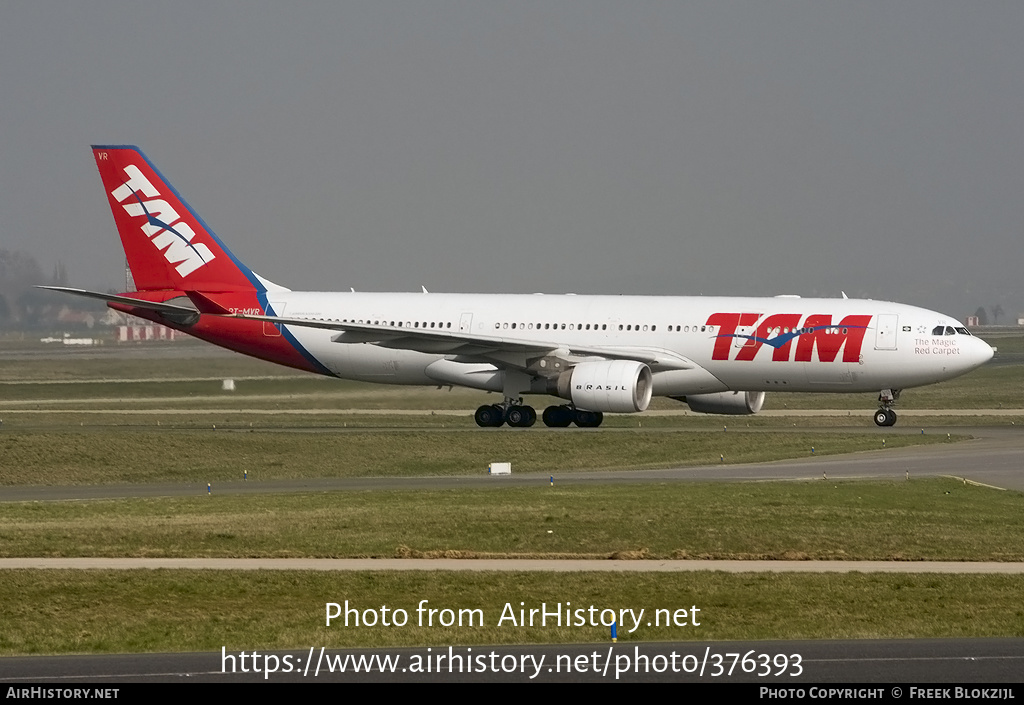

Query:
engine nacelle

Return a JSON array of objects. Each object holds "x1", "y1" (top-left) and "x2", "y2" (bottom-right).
[
  {"x1": 684, "y1": 391, "x2": 765, "y2": 415},
  {"x1": 554, "y1": 360, "x2": 653, "y2": 413}
]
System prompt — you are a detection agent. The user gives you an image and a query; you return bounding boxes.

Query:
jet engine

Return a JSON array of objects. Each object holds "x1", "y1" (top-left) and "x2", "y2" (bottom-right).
[
  {"x1": 683, "y1": 391, "x2": 765, "y2": 415},
  {"x1": 554, "y1": 360, "x2": 653, "y2": 413}
]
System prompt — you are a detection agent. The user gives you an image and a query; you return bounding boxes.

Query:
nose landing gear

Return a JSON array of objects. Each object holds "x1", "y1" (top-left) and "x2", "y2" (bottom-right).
[
  {"x1": 873, "y1": 389, "x2": 900, "y2": 427},
  {"x1": 873, "y1": 408, "x2": 897, "y2": 427}
]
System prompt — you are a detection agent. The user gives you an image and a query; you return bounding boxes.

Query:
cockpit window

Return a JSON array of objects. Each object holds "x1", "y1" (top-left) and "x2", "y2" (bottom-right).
[
  {"x1": 955, "y1": 327, "x2": 971, "y2": 336},
  {"x1": 932, "y1": 326, "x2": 944, "y2": 335}
]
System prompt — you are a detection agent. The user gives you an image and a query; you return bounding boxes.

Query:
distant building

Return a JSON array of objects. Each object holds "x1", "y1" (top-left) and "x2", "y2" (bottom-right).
[
  {"x1": 116, "y1": 324, "x2": 179, "y2": 342},
  {"x1": 56, "y1": 306, "x2": 96, "y2": 328},
  {"x1": 102, "y1": 306, "x2": 180, "y2": 342}
]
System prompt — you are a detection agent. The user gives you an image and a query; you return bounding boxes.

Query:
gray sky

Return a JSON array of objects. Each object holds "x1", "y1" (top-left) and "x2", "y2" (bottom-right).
[{"x1": 2, "y1": 2, "x2": 1022, "y2": 319}]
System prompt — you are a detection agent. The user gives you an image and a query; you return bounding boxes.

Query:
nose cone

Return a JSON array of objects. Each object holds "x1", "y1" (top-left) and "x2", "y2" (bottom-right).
[{"x1": 967, "y1": 336, "x2": 995, "y2": 369}]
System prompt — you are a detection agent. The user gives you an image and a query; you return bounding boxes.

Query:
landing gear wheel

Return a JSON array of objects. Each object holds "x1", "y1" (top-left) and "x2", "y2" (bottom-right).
[
  {"x1": 573, "y1": 410, "x2": 604, "y2": 428},
  {"x1": 475, "y1": 404, "x2": 506, "y2": 427},
  {"x1": 873, "y1": 409, "x2": 897, "y2": 427},
  {"x1": 506, "y1": 405, "x2": 536, "y2": 428},
  {"x1": 542, "y1": 405, "x2": 574, "y2": 428}
]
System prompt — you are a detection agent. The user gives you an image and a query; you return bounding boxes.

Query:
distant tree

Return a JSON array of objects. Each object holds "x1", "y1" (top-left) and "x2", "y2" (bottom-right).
[
  {"x1": 16, "y1": 288, "x2": 49, "y2": 327},
  {"x1": 0, "y1": 249, "x2": 44, "y2": 324},
  {"x1": 50, "y1": 261, "x2": 68, "y2": 287},
  {"x1": 974, "y1": 307, "x2": 989, "y2": 326},
  {"x1": 991, "y1": 304, "x2": 1004, "y2": 325}
]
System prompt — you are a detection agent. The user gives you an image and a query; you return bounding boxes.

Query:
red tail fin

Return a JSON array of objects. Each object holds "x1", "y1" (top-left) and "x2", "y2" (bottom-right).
[{"x1": 92, "y1": 145, "x2": 262, "y2": 293}]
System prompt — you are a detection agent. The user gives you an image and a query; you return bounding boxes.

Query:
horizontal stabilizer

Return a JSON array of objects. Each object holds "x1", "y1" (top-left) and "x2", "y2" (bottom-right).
[{"x1": 37, "y1": 286, "x2": 198, "y2": 315}]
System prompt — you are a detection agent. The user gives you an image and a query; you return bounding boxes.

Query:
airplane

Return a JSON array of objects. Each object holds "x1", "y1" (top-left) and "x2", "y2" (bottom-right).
[{"x1": 44, "y1": 145, "x2": 995, "y2": 429}]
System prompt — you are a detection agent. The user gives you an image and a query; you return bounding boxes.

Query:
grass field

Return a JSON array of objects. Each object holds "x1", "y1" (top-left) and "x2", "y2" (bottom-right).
[
  {"x1": 1, "y1": 478, "x2": 1022, "y2": 561},
  {"x1": 3, "y1": 570, "x2": 1023, "y2": 654},
  {"x1": 761, "y1": 364, "x2": 1024, "y2": 411},
  {"x1": 0, "y1": 427, "x2": 958, "y2": 485},
  {"x1": 1, "y1": 343, "x2": 1022, "y2": 656}
]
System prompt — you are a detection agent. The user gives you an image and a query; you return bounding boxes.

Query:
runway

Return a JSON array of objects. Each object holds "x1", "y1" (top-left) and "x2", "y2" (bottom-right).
[{"x1": 2, "y1": 639, "x2": 1022, "y2": 683}]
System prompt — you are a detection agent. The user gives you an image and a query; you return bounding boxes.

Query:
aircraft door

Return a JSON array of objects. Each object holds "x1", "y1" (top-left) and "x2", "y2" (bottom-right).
[
  {"x1": 875, "y1": 314, "x2": 898, "y2": 350},
  {"x1": 264, "y1": 302, "x2": 285, "y2": 337},
  {"x1": 734, "y1": 317, "x2": 763, "y2": 350},
  {"x1": 459, "y1": 312, "x2": 473, "y2": 333}
]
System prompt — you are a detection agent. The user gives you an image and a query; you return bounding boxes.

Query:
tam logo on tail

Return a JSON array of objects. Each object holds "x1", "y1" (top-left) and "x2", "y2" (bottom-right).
[
  {"x1": 93, "y1": 145, "x2": 263, "y2": 293},
  {"x1": 102, "y1": 157, "x2": 216, "y2": 277}
]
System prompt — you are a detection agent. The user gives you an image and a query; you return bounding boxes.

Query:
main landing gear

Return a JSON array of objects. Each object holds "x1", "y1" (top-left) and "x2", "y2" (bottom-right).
[
  {"x1": 474, "y1": 402, "x2": 537, "y2": 428},
  {"x1": 473, "y1": 402, "x2": 605, "y2": 428},
  {"x1": 873, "y1": 389, "x2": 901, "y2": 427},
  {"x1": 541, "y1": 405, "x2": 604, "y2": 428}
]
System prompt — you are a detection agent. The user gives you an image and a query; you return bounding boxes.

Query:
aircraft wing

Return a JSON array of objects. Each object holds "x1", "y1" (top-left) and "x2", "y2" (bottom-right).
[{"x1": 208, "y1": 310, "x2": 695, "y2": 373}]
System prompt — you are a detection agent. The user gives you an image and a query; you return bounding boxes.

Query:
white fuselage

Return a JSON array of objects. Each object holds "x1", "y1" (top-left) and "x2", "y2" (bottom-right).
[{"x1": 259, "y1": 291, "x2": 993, "y2": 397}]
